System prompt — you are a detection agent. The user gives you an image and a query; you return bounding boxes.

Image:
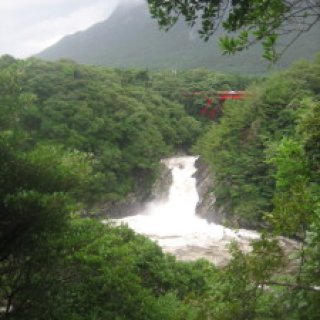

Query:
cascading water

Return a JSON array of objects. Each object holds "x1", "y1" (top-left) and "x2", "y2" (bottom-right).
[{"x1": 116, "y1": 156, "x2": 260, "y2": 266}]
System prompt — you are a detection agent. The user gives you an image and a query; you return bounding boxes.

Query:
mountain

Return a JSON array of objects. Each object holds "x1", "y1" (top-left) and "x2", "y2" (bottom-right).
[{"x1": 38, "y1": 2, "x2": 320, "y2": 74}]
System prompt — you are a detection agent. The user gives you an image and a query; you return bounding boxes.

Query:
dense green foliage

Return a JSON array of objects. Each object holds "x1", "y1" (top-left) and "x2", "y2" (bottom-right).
[
  {"x1": 0, "y1": 134, "x2": 207, "y2": 319},
  {"x1": 197, "y1": 56, "x2": 320, "y2": 227},
  {"x1": 150, "y1": 68, "x2": 253, "y2": 116},
  {"x1": 4, "y1": 217, "x2": 215, "y2": 320},
  {"x1": 1, "y1": 56, "x2": 202, "y2": 206},
  {"x1": 1, "y1": 53, "x2": 319, "y2": 319},
  {"x1": 196, "y1": 56, "x2": 320, "y2": 318},
  {"x1": 0, "y1": 55, "x2": 211, "y2": 319}
]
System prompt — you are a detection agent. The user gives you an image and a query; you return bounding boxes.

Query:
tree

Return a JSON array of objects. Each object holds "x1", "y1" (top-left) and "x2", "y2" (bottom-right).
[
  {"x1": 147, "y1": 0, "x2": 320, "y2": 61},
  {"x1": 0, "y1": 133, "x2": 94, "y2": 317}
]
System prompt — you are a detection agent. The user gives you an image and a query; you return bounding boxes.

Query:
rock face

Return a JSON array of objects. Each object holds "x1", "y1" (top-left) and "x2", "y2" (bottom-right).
[
  {"x1": 194, "y1": 158, "x2": 245, "y2": 228},
  {"x1": 102, "y1": 163, "x2": 172, "y2": 219},
  {"x1": 194, "y1": 158, "x2": 216, "y2": 222},
  {"x1": 101, "y1": 193, "x2": 146, "y2": 219},
  {"x1": 194, "y1": 158, "x2": 230, "y2": 225},
  {"x1": 149, "y1": 162, "x2": 173, "y2": 202},
  {"x1": 194, "y1": 158, "x2": 268, "y2": 229}
]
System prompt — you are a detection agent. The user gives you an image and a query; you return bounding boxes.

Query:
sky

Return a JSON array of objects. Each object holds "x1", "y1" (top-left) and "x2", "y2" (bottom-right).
[{"x1": 0, "y1": 0, "x2": 142, "y2": 58}]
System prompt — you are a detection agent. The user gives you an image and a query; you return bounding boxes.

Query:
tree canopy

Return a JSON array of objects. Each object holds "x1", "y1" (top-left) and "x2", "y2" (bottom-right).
[{"x1": 147, "y1": 0, "x2": 320, "y2": 61}]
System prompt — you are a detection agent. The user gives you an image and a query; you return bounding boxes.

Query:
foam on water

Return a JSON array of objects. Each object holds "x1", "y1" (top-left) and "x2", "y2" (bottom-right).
[{"x1": 115, "y1": 156, "x2": 260, "y2": 263}]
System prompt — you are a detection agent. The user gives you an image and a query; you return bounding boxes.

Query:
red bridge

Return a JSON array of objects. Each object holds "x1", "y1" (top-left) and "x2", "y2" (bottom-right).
[{"x1": 189, "y1": 91, "x2": 245, "y2": 119}]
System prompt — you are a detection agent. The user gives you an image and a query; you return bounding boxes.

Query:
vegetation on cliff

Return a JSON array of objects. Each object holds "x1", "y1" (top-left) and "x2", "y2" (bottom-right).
[
  {"x1": 196, "y1": 55, "x2": 320, "y2": 228},
  {"x1": 195, "y1": 56, "x2": 320, "y2": 318}
]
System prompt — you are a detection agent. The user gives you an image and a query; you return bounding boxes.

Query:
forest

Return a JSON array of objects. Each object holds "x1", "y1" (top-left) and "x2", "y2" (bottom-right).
[{"x1": 0, "y1": 54, "x2": 319, "y2": 319}]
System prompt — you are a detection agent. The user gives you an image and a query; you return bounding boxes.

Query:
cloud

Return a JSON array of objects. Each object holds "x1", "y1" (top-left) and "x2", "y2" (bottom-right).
[{"x1": 0, "y1": 0, "x2": 121, "y2": 58}]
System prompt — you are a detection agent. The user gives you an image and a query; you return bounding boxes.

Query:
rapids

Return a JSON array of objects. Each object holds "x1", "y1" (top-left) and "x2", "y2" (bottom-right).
[{"x1": 116, "y1": 156, "x2": 260, "y2": 266}]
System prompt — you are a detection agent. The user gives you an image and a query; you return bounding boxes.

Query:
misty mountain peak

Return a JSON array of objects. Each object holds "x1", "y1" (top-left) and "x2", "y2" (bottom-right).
[{"x1": 38, "y1": 3, "x2": 320, "y2": 73}]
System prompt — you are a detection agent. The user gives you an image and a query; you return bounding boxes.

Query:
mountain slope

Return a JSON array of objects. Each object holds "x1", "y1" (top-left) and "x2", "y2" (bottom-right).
[{"x1": 38, "y1": 2, "x2": 320, "y2": 74}]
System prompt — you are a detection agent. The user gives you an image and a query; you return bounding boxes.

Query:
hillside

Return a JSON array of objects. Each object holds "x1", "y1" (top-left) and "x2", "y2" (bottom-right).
[
  {"x1": 1, "y1": 54, "x2": 320, "y2": 320},
  {"x1": 0, "y1": 56, "x2": 206, "y2": 208},
  {"x1": 38, "y1": 2, "x2": 320, "y2": 74}
]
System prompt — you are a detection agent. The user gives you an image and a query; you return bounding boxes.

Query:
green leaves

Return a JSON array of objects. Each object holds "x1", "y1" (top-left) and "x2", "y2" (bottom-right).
[
  {"x1": 0, "y1": 57, "x2": 204, "y2": 203},
  {"x1": 12, "y1": 219, "x2": 208, "y2": 320},
  {"x1": 0, "y1": 132, "x2": 96, "y2": 317},
  {"x1": 196, "y1": 56, "x2": 320, "y2": 229},
  {"x1": 147, "y1": 0, "x2": 319, "y2": 62},
  {"x1": 219, "y1": 31, "x2": 249, "y2": 55},
  {"x1": 262, "y1": 34, "x2": 278, "y2": 62}
]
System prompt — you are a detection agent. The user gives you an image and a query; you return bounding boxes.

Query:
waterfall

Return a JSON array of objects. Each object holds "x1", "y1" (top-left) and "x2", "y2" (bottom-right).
[{"x1": 116, "y1": 156, "x2": 260, "y2": 265}]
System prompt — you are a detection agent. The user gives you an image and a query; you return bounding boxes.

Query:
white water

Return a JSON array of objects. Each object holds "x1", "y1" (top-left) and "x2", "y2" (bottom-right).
[{"x1": 116, "y1": 156, "x2": 260, "y2": 265}]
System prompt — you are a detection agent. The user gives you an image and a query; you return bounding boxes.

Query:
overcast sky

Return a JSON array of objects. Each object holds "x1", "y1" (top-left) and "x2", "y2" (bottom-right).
[{"x1": 0, "y1": 0, "x2": 143, "y2": 58}]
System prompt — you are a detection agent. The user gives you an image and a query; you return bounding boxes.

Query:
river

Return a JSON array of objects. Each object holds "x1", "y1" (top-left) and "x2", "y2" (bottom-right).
[{"x1": 113, "y1": 156, "x2": 263, "y2": 266}]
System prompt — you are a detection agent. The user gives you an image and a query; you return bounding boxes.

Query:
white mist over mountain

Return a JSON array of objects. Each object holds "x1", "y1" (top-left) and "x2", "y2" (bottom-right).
[{"x1": 0, "y1": 0, "x2": 142, "y2": 58}]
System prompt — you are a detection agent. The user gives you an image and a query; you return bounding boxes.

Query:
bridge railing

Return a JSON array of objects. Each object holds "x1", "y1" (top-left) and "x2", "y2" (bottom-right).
[{"x1": 184, "y1": 91, "x2": 246, "y2": 119}]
